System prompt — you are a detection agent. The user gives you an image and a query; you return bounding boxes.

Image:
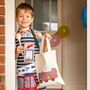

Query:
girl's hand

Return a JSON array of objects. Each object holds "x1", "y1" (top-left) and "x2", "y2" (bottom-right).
[
  {"x1": 43, "y1": 33, "x2": 52, "y2": 41},
  {"x1": 15, "y1": 45, "x2": 24, "y2": 58},
  {"x1": 16, "y1": 45, "x2": 24, "y2": 54}
]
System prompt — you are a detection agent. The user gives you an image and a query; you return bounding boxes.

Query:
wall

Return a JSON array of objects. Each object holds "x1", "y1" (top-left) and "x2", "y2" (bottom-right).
[
  {"x1": 62, "y1": 0, "x2": 87, "y2": 90},
  {"x1": 0, "y1": 0, "x2": 5, "y2": 90},
  {"x1": 5, "y1": 0, "x2": 16, "y2": 89}
]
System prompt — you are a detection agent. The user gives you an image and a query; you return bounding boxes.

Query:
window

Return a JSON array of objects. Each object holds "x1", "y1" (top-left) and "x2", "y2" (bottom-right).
[{"x1": 25, "y1": 0, "x2": 58, "y2": 32}]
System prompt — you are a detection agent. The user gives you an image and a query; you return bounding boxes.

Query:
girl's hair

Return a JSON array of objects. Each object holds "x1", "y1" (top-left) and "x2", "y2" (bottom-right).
[{"x1": 16, "y1": 3, "x2": 34, "y2": 17}]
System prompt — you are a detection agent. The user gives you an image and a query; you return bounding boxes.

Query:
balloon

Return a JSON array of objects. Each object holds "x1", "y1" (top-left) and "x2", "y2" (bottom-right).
[
  {"x1": 57, "y1": 25, "x2": 70, "y2": 38},
  {"x1": 81, "y1": 6, "x2": 87, "y2": 28},
  {"x1": 50, "y1": 34, "x2": 60, "y2": 47}
]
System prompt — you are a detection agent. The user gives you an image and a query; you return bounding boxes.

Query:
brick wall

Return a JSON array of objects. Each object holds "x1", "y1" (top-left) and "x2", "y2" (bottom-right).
[{"x1": 0, "y1": 0, "x2": 5, "y2": 90}]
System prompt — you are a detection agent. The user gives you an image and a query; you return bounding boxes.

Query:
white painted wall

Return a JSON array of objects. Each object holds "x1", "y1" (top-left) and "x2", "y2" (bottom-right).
[
  {"x1": 87, "y1": 1, "x2": 90, "y2": 90},
  {"x1": 61, "y1": 0, "x2": 87, "y2": 90},
  {"x1": 5, "y1": 0, "x2": 16, "y2": 90}
]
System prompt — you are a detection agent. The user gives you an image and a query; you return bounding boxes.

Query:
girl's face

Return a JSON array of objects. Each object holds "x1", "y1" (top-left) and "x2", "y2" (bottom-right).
[{"x1": 16, "y1": 9, "x2": 34, "y2": 29}]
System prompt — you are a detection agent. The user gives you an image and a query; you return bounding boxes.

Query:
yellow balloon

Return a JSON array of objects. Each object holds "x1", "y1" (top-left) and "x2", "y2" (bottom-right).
[{"x1": 57, "y1": 25, "x2": 70, "y2": 38}]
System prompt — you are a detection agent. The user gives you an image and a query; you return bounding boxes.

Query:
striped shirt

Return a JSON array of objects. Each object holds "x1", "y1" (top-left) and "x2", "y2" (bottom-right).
[{"x1": 15, "y1": 29, "x2": 41, "y2": 83}]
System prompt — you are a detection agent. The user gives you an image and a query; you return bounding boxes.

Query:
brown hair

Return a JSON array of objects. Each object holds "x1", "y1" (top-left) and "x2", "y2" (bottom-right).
[{"x1": 16, "y1": 3, "x2": 34, "y2": 17}]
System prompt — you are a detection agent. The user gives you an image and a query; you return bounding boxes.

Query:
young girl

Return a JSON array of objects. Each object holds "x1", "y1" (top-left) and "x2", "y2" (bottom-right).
[{"x1": 15, "y1": 3, "x2": 51, "y2": 90}]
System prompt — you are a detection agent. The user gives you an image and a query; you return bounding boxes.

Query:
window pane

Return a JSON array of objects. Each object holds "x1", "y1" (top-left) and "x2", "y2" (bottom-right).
[
  {"x1": 51, "y1": 0, "x2": 58, "y2": 31},
  {"x1": 33, "y1": 0, "x2": 49, "y2": 31}
]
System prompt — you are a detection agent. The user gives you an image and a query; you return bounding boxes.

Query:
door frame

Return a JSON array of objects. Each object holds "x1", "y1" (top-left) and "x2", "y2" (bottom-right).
[{"x1": 5, "y1": 0, "x2": 16, "y2": 90}]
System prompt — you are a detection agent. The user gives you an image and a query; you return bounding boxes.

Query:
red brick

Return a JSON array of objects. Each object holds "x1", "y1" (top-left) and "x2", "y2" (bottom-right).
[
  {"x1": 0, "y1": 36, "x2": 5, "y2": 44},
  {"x1": 0, "y1": 26, "x2": 5, "y2": 34},
  {"x1": 0, "y1": 0, "x2": 5, "y2": 5},
  {"x1": 0, "y1": 16, "x2": 5, "y2": 25},
  {"x1": 0, "y1": 75, "x2": 5, "y2": 83},
  {"x1": 0, "y1": 55, "x2": 5, "y2": 64},
  {"x1": 0, "y1": 0, "x2": 5, "y2": 89},
  {"x1": 0, "y1": 84, "x2": 5, "y2": 90},
  {"x1": 0, "y1": 7, "x2": 5, "y2": 15},
  {"x1": 0, "y1": 46, "x2": 5, "y2": 54},
  {"x1": 0, "y1": 65, "x2": 5, "y2": 74},
  {"x1": 2, "y1": 75, "x2": 5, "y2": 82}
]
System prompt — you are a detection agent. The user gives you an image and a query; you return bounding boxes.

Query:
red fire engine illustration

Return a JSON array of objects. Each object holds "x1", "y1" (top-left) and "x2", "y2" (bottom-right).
[{"x1": 39, "y1": 68, "x2": 58, "y2": 83}]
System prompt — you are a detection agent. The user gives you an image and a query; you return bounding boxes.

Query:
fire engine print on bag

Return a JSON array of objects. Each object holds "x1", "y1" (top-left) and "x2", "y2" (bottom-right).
[{"x1": 39, "y1": 68, "x2": 58, "y2": 83}]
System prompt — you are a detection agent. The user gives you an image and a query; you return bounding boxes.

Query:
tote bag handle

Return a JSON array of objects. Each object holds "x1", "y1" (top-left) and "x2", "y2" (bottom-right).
[{"x1": 40, "y1": 37, "x2": 51, "y2": 53}]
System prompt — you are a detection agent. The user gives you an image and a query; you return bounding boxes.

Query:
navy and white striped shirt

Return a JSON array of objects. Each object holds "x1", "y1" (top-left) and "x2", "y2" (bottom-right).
[{"x1": 15, "y1": 29, "x2": 41, "y2": 83}]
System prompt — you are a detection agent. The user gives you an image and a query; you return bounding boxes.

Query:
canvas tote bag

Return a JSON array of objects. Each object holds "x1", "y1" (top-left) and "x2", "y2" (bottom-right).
[{"x1": 35, "y1": 38, "x2": 65, "y2": 88}]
